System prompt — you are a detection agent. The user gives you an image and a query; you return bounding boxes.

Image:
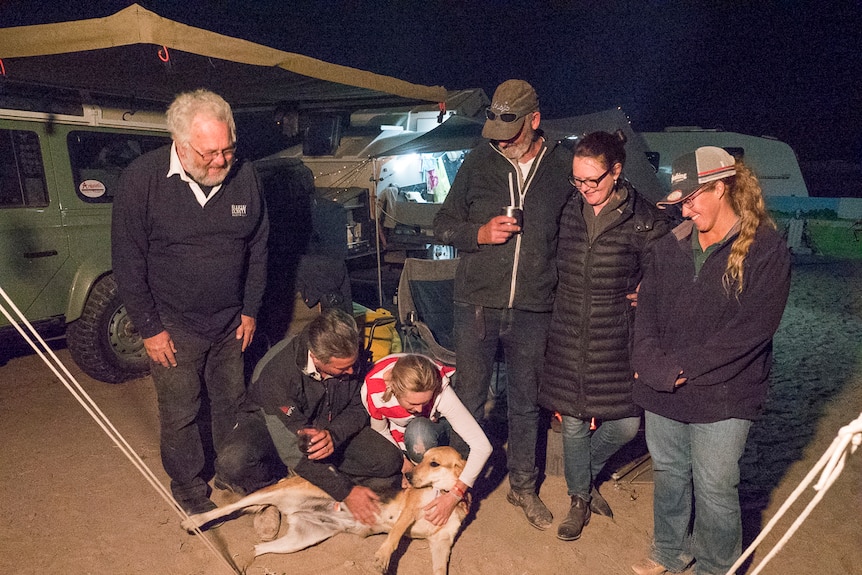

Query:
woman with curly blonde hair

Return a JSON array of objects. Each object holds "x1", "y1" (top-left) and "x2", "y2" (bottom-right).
[{"x1": 630, "y1": 147, "x2": 791, "y2": 575}]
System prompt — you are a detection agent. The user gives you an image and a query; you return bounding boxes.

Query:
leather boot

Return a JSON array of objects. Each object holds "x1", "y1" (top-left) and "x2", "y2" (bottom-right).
[
  {"x1": 506, "y1": 489, "x2": 553, "y2": 530},
  {"x1": 556, "y1": 495, "x2": 591, "y2": 541},
  {"x1": 589, "y1": 485, "x2": 614, "y2": 518}
]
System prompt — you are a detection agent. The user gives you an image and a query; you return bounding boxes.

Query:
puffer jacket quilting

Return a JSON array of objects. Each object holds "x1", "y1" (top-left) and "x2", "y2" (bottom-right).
[{"x1": 540, "y1": 183, "x2": 669, "y2": 420}]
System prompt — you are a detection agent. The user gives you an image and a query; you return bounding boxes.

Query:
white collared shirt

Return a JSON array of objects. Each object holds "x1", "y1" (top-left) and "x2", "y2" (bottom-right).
[
  {"x1": 167, "y1": 143, "x2": 223, "y2": 207},
  {"x1": 303, "y1": 350, "x2": 324, "y2": 381}
]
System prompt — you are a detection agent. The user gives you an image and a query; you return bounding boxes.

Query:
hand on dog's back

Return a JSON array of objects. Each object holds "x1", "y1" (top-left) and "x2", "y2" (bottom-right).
[{"x1": 344, "y1": 486, "x2": 381, "y2": 525}]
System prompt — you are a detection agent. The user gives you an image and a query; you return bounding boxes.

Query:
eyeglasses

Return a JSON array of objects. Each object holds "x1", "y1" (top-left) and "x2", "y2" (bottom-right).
[
  {"x1": 569, "y1": 168, "x2": 611, "y2": 189},
  {"x1": 187, "y1": 143, "x2": 236, "y2": 163},
  {"x1": 485, "y1": 108, "x2": 527, "y2": 123},
  {"x1": 681, "y1": 184, "x2": 710, "y2": 207}
]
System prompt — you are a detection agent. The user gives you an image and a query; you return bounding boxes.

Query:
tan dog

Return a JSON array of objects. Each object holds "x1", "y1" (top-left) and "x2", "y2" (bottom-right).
[{"x1": 181, "y1": 445, "x2": 469, "y2": 575}]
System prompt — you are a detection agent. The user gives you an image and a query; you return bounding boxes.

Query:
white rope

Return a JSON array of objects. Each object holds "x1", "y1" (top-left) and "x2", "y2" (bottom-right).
[
  {"x1": 0, "y1": 286, "x2": 240, "y2": 575},
  {"x1": 726, "y1": 412, "x2": 862, "y2": 575}
]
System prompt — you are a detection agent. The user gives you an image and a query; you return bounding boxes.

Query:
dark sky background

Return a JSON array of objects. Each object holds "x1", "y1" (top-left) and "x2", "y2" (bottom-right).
[{"x1": 2, "y1": 1, "x2": 860, "y2": 162}]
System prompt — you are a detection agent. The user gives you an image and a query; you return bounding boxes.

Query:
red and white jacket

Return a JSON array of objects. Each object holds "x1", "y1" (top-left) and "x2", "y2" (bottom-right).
[{"x1": 361, "y1": 354, "x2": 491, "y2": 487}]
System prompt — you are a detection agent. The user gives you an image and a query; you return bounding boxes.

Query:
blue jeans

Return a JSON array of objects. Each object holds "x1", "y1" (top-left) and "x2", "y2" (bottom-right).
[
  {"x1": 561, "y1": 415, "x2": 641, "y2": 499},
  {"x1": 149, "y1": 321, "x2": 246, "y2": 507},
  {"x1": 453, "y1": 303, "x2": 550, "y2": 491},
  {"x1": 645, "y1": 411, "x2": 752, "y2": 575},
  {"x1": 403, "y1": 417, "x2": 463, "y2": 463}
]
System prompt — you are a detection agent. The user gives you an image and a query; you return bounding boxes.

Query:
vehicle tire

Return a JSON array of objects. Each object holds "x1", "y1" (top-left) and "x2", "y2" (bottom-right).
[{"x1": 66, "y1": 274, "x2": 150, "y2": 383}]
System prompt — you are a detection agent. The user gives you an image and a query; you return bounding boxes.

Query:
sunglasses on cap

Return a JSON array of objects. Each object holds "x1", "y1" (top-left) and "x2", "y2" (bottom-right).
[{"x1": 485, "y1": 108, "x2": 527, "y2": 123}]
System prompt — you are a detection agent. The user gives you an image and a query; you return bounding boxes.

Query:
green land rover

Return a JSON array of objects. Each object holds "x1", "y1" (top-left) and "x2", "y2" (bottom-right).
[{"x1": 0, "y1": 102, "x2": 171, "y2": 382}]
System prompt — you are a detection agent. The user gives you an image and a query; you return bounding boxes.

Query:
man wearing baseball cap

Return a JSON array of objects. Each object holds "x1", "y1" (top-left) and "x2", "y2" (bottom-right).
[{"x1": 434, "y1": 79, "x2": 572, "y2": 530}]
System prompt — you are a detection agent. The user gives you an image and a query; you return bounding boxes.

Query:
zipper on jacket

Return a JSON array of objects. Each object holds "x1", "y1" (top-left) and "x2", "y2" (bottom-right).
[{"x1": 499, "y1": 143, "x2": 547, "y2": 308}]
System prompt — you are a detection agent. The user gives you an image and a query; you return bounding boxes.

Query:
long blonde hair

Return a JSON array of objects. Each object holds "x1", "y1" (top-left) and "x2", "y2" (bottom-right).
[
  {"x1": 381, "y1": 355, "x2": 441, "y2": 402},
  {"x1": 722, "y1": 160, "x2": 775, "y2": 296}
]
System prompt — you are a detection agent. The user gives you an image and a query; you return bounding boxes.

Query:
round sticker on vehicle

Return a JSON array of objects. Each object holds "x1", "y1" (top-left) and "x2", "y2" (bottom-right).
[{"x1": 79, "y1": 180, "x2": 107, "y2": 198}]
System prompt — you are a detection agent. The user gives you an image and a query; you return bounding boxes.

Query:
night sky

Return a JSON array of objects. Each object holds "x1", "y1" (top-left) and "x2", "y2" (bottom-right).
[{"x1": 2, "y1": 1, "x2": 860, "y2": 162}]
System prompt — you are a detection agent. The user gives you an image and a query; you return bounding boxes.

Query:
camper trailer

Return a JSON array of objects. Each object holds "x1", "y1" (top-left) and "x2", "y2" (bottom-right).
[{"x1": 641, "y1": 127, "x2": 809, "y2": 197}]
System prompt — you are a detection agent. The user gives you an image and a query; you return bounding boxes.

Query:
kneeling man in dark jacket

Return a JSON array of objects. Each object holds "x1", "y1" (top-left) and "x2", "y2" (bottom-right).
[{"x1": 216, "y1": 308, "x2": 402, "y2": 534}]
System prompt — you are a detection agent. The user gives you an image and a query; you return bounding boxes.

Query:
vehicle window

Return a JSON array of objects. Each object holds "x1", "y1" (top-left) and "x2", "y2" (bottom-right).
[
  {"x1": 68, "y1": 131, "x2": 170, "y2": 203},
  {"x1": 0, "y1": 129, "x2": 48, "y2": 208}
]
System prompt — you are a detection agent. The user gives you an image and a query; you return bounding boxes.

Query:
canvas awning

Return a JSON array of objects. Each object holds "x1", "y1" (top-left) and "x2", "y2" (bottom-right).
[{"x1": 0, "y1": 4, "x2": 448, "y2": 111}]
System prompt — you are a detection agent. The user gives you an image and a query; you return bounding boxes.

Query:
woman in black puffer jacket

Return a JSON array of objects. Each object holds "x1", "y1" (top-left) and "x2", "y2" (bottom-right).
[{"x1": 539, "y1": 131, "x2": 669, "y2": 542}]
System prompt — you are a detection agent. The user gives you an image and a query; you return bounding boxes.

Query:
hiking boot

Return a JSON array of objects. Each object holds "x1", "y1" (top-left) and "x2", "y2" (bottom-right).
[
  {"x1": 506, "y1": 489, "x2": 553, "y2": 530},
  {"x1": 254, "y1": 505, "x2": 281, "y2": 542},
  {"x1": 556, "y1": 495, "x2": 591, "y2": 541},
  {"x1": 631, "y1": 557, "x2": 668, "y2": 575},
  {"x1": 589, "y1": 485, "x2": 613, "y2": 518}
]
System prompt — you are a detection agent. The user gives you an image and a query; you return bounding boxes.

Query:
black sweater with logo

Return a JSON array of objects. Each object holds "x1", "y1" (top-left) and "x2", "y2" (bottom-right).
[{"x1": 112, "y1": 145, "x2": 269, "y2": 341}]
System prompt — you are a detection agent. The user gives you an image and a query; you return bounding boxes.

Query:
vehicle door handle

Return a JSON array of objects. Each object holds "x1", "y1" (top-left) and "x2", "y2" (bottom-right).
[{"x1": 23, "y1": 250, "x2": 59, "y2": 259}]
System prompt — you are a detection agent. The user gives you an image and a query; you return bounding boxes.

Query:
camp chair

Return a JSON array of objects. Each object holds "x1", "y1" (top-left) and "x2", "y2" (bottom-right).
[{"x1": 396, "y1": 257, "x2": 459, "y2": 366}]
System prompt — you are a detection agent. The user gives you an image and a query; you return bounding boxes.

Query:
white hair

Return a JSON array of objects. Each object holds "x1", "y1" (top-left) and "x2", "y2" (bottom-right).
[{"x1": 165, "y1": 89, "x2": 236, "y2": 144}]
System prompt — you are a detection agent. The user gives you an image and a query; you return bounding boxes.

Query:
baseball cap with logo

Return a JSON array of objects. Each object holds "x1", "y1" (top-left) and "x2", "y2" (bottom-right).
[
  {"x1": 658, "y1": 146, "x2": 737, "y2": 206},
  {"x1": 482, "y1": 79, "x2": 539, "y2": 141}
]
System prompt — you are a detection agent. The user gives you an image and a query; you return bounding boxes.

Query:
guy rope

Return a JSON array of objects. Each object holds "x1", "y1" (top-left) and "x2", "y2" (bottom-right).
[{"x1": 0, "y1": 285, "x2": 241, "y2": 574}]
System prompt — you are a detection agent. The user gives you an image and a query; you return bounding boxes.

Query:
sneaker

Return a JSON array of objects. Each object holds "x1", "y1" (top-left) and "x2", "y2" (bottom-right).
[
  {"x1": 556, "y1": 495, "x2": 591, "y2": 541},
  {"x1": 589, "y1": 486, "x2": 613, "y2": 518},
  {"x1": 631, "y1": 558, "x2": 668, "y2": 575},
  {"x1": 506, "y1": 489, "x2": 553, "y2": 530},
  {"x1": 254, "y1": 505, "x2": 281, "y2": 542}
]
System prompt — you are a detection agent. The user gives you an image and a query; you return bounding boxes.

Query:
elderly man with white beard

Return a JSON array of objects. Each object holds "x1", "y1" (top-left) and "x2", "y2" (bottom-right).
[{"x1": 112, "y1": 89, "x2": 269, "y2": 515}]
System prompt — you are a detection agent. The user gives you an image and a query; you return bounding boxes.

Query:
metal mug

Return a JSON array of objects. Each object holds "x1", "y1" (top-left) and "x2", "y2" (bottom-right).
[{"x1": 502, "y1": 206, "x2": 523, "y2": 232}]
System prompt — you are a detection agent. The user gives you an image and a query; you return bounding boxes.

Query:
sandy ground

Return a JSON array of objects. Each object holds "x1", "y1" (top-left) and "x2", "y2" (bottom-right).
[{"x1": 1, "y1": 259, "x2": 861, "y2": 575}]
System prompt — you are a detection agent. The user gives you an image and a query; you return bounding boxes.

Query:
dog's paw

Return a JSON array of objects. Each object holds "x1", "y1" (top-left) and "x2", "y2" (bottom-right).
[
  {"x1": 179, "y1": 518, "x2": 198, "y2": 533},
  {"x1": 372, "y1": 548, "x2": 392, "y2": 573}
]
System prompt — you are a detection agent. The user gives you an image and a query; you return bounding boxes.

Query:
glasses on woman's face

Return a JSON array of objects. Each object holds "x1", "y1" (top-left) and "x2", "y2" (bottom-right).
[
  {"x1": 187, "y1": 143, "x2": 236, "y2": 163},
  {"x1": 485, "y1": 108, "x2": 526, "y2": 123},
  {"x1": 681, "y1": 184, "x2": 710, "y2": 208},
  {"x1": 569, "y1": 168, "x2": 611, "y2": 189}
]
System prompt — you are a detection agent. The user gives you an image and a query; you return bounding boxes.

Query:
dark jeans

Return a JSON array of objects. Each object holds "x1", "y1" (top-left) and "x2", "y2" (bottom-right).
[
  {"x1": 453, "y1": 302, "x2": 550, "y2": 492},
  {"x1": 216, "y1": 413, "x2": 403, "y2": 496},
  {"x1": 149, "y1": 322, "x2": 246, "y2": 507},
  {"x1": 403, "y1": 417, "x2": 465, "y2": 462}
]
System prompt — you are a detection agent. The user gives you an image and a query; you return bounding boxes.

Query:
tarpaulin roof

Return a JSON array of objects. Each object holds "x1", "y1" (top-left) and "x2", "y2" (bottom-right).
[
  {"x1": 0, "y1": 4, "x2": 448, "y2": 111},
  {"x1": 374, "y1": 115, "x2": 486, "y2": 157}
]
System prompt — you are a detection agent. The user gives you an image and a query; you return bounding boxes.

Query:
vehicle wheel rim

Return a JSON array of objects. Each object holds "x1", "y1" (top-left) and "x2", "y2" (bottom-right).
[{"x1": 108, "y1": 305, "x2": 146, "y2": 359}]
